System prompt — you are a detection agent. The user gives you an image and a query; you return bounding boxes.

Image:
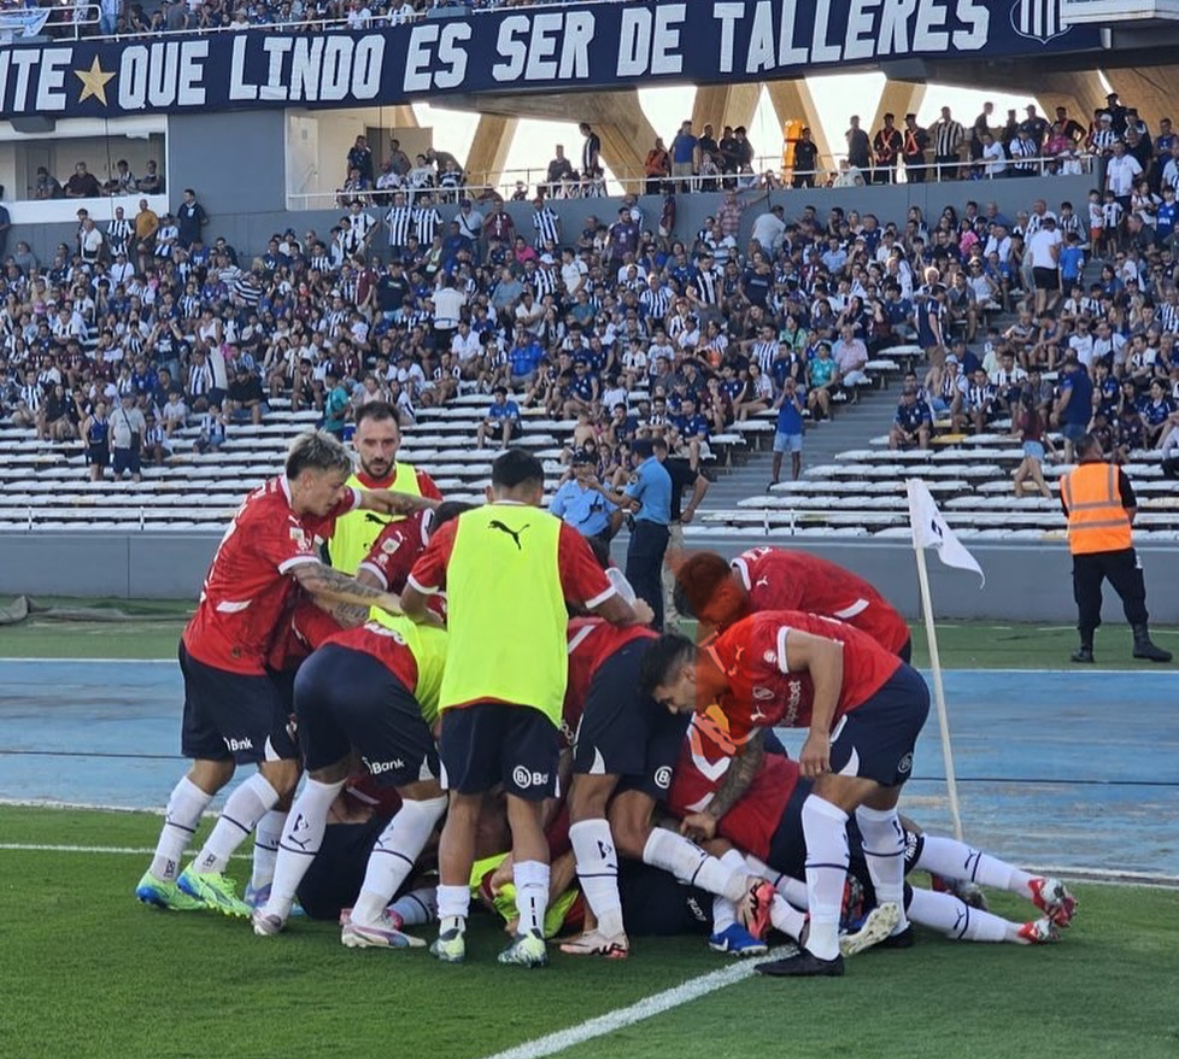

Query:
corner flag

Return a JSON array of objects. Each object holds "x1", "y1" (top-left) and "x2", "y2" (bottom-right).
[
  {"x1": 906, "y1": 478, "x2": 985, "y2": 586},
  {"x1": 904, "y1": 477, "x2": 982, "y2": 842}
]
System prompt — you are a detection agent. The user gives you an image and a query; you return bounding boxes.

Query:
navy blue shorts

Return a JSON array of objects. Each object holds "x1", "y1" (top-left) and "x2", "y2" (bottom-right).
[
  {"x1": 294, "y1": 644, "x2": 437, "y2": 787},
  {"x1": 179, "y1": 641, "x2": 297, "y2": 764},
  {"x1": 765, "y1": 777, "x2": 813, "y2": 881},
  {"x1": 766, "y1": 781, "x2": 925, "y2": 887},
  {"x1": 618, "y1": 862, "x2": 712, "y2": 937},
  {"x1": 897, "y1": 637, "x2": 913, "y2": 664},
  {"x1": 829, "y1": 664, "x2": 930, "y2": 788},
  {"x1": 439, "y1": 702, "x2": 559, "y2": 801},
  {"x1": 296, "y1": 815, "x2": 387, "y2": 920},
  {"x1": 573, "y1": 639, "x2": 689, "y2": 799}
]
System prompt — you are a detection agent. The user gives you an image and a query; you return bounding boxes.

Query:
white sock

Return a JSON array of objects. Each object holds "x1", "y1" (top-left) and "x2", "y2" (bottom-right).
[
  {"x1": 801, "y1": 794, "x2": 850, "y2": 961},
  {"x1": 514, "y1": 859, "x2": 551, "y2": 936},
  {"x1": 264, "y1": 779, "x2": 344, "y2": 919},
  {"x1": 770, "y1": 894, "x2": 807, "y2": 940},
  {"x1": 150, "y1": 777, "x2": 211, "y2": 882},
  {"x1": 251, "y1": 810, "x2": 287, "y2": 893},
  {"x1": 855, "y1": 805, "x2": 909, "y2": 933},
  {"x1": 916, "y1": 835, "x2": 1036, "y2": 899},
  {"x1": 570, "y1": 819, "x2": 624, "y2": 937},
  {"x1": 744, "y1": 853, "x2": 809, "y2": 909},
  {"x1": 711, "y1": 851, "x2": 747, "y2": 933},
  {"x1": 194, "y1": 773, "x2": 279, "y2": 875},
  {"x1": 389, "y1": 886, "x2": 436, "y2": 927},
  {"x1": 642, "y1": 828, "x2": 747, "y2": 903},
  {"x1": 437, "y1": 883, "x2": 470, "y2": 934},
  {"x1": 907, "y1": 888, "x2": 1018, "y2": 943},
  {"x1": 351, "y1": 795, "x2": 447, "y2": 927}
]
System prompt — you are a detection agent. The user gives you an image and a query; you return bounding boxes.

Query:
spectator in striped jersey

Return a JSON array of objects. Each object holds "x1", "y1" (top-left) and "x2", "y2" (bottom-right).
[{"x1": 531, "y1": 197, "x2": 562, "y2": 247}]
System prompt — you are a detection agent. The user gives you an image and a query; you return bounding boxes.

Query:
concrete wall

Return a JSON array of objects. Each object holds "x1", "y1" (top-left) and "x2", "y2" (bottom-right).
[
  {"x1": 4, "y1": 530, "x2": 1177, "y2": 625},
  {"x1": 8, "y1": 158, "x2": 1096, "y2": 268}
]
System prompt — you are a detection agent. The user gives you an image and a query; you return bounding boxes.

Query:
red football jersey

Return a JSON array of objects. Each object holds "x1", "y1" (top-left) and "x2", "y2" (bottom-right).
[
  {"x1": 732, "y1": 547, "x2": 910, "y2": 654},
  {"x1": 666, "y1": 711, "x2": 799, "y2": 861},
  {"x1": 182, "y1": 476, "x2": 358, "y2": 675},
  {"x1": 561, "y1": 617, "x2": 656, "y2": 746},
  {"x1": 708, "y1": 611, "x2": 903, "y2": 744},
  {"x1": 358, "y1": 510, "x2": 432, "y2": 593}
]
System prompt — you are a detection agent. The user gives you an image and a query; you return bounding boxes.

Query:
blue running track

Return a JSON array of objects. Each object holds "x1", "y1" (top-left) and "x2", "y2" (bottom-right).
[{"x1": 0, "y1": 660, "x2": 1175, "y2": 876}]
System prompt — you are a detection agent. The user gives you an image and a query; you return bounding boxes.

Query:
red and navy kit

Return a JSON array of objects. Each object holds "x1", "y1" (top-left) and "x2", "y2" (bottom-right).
[
  {"x1": 565, "y1": 616, "x2": 685, "y2": 799},
  {"x1": 708, "y1": 610, "x2": 903, "y2": 743},
  {"x1": 321, "y1": 622, "x2": 420, "y2": 695},
  {"x1": 562, "y1": 617, "x2": 655, "y2": 743},
  {"x1": 183, "y1": 475, "x2": 359, "y2": 675},
  {"x1": 666, "y1": 710, "x2": 797, "y2": 861},
  {"x1": 731, "y1": 547, "x2": 911, "y2": 657}
]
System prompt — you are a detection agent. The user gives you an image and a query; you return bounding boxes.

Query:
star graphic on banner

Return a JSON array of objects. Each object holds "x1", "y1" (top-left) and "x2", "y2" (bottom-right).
[{"x1": 75, "y1": 57, "x2": 115, "y2": 106}]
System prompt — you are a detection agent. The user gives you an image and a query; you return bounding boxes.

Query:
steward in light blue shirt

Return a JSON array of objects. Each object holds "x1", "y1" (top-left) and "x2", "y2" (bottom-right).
[{"x1": 549, "y1": 452, "x2": 619, "y2": 539}]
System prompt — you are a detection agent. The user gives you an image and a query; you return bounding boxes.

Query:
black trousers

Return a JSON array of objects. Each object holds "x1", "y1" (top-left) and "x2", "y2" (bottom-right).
[
  {"x1": 1072, "y1": 548, "x2": 1149, "y2": 640},
  {"x1": 626, "y1": 521, "x2": 670, "y2": 631}
]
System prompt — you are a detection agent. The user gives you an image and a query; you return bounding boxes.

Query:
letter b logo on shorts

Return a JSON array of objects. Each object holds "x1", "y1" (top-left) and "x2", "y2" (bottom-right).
[
  {"x1": 654, "y1": 766, "x2": 673, "y2": 790},
  {"x1": 512, "y1": 766, "x2": 548, "y2": 789}
]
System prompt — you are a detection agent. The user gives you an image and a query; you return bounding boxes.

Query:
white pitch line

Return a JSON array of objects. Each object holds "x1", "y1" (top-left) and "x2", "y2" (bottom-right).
[
  {"x1": 0, "y1": 657, "x2": 174, "y2": 664},
  {"x1": 0, "y1": 843, "x2": 249, "y2": 859},
  {"x1": 476, "y1": 947, "x2": 794, "y2": 1059}
]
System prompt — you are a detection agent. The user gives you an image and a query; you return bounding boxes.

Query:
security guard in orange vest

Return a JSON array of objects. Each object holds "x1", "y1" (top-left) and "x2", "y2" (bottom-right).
[{"x1": 1060, "y1": 433, "x2": 1171, "y2": 664}]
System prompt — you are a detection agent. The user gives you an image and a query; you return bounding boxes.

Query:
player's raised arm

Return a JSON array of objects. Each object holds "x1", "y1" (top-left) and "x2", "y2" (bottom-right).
[
  {"x1": 292, "y1": 562, "x2": 401, "y2": 616},
  {"x1": 780, "y1": 628, "x2": 845, "y2": 778},
  {"x1": 357, "y1": 489, "x2": 441, "y2": 516}
]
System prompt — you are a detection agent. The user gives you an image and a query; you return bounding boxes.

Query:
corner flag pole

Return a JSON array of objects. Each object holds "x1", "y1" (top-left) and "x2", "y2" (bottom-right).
[{"x1": 906, "y1": 479, "x2": 968, "y2": 843}]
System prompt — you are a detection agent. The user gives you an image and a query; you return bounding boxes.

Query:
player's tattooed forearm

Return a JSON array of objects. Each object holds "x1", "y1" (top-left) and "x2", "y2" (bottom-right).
[
  {"x1": 707, "y1": 730, "x2": 765, "y2": 821},
  {"x1": 328, "y1": 600, "x2": 370, "y2": 628},
  {"x1": 296, "y1": 563, "x2": 386, "y2": 601}
]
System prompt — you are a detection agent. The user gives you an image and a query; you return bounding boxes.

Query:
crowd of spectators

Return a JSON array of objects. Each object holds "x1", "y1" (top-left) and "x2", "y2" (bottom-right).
[{"x1": 6, "y1": 135, "x2": 1179, "y2": 496}]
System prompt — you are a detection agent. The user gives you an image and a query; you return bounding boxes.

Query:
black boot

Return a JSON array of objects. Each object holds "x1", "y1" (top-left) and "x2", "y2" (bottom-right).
[
  {"x1": 1071, "y1": 634, "x2": 1094, "y2": 664},
  {"x1": 1132, "y1": 624, "x2": 1172, "y2": 663}
]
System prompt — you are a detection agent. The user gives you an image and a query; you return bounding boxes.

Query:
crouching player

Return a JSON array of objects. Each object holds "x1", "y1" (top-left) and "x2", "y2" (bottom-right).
[
  {"x1": 641, "y1": 611, "x2": 930, "y2": 977},
  {"x1": 668, "y1": 710, "x2": 1076, "y2": 951},
  {"x1": 674, "y1": 547, "x2": 912, "y2": 659},
  {"x1": 559, "y1": 617, "x2": 777, "y2": 960},
  {"x1": 252, "y1": 606, "x2": 448, "y2": 948}
]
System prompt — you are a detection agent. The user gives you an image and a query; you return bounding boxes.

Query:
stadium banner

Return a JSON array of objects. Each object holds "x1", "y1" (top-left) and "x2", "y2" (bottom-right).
[{"x1": 0, "y1": 0, "x2": 1102, "y2": 120}]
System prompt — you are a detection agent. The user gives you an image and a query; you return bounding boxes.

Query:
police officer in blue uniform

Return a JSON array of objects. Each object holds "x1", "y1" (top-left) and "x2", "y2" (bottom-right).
[
  {"x1": 549, "y1": 449, "x2": 621, "y2": 547},
  {"x1": 594, "y1": 438, "x2": 673, "y2": 629}
]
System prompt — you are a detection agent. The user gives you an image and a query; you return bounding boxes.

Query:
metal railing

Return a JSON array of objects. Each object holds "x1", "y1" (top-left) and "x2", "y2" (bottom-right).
[{"x1": 290, "y1": 150, "x2": 1097, "y2": 211}]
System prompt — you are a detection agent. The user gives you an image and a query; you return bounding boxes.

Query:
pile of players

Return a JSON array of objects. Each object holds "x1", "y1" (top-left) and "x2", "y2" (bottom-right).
[{"x1": 134, "y1": 402, "x2": 1076, "y2": 976}]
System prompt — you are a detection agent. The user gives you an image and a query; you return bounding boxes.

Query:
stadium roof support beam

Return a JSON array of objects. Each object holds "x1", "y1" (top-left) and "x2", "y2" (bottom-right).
[
  {"x1": 764, "y1": 80, "x2": 834, "y2": 171},
  {"x1": 692, "y1": 84, "x2": 760, "y2": 138},
  {"x1": 871, "y1": 80, "x2": 927, "y2": 136},
  {"x1": 590, "y1": 90, "x2": 661, "y2": 188},
  {"x1": 1032, "y1": 71, "x2": 1110, "y2": 128},
  {"x1": 1100, "y1": 66, "x2": 1179, "y2": 127},
  {"x1": 466, "y1": 114, "x2": 519, "y2": 190},
  {"x1": 446, "y1": 89, "x2": 658, "y2": 188}
]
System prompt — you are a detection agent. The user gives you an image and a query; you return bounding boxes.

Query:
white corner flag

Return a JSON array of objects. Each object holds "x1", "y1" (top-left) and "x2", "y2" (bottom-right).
[
  {"x1": 904, "y1": 478, "x2": 984, "y2": 842},
  {"x1": 906, "y1": 478, "x2": 985, "y2": 586}
]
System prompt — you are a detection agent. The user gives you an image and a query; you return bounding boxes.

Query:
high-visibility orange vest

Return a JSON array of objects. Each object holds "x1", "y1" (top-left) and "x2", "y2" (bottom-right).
[{"x1": 1061, "y1": 462, "x2": 1133, "y2": 555}]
